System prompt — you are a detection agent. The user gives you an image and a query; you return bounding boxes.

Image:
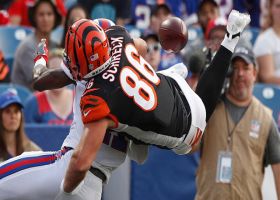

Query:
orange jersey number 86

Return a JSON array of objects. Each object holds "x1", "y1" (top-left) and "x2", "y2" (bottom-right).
[{"x1": 120, "y1": 44, "x2": 160, "y2": 111}]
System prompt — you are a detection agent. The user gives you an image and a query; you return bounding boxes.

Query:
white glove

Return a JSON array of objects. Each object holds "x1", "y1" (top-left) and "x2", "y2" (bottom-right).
[
  {"x1": 222, "y1": 10, "x2": 251, "y2": 52},
  {"x1": 226, "y1": 10, "x2": 251, "y2": 38}
]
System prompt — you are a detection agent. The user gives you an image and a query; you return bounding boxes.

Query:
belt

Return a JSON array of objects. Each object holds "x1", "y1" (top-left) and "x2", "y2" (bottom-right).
[{"x1": 89, "y1": 167, "x2": 106, "y2": 182}]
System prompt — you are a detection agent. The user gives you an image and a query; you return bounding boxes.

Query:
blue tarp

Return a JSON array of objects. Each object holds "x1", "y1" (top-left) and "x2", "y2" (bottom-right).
[
  {"x1": 131, "y1": 146, "x2": 199, "y2": 200},
  {"x1": 25, "y1": 124, "x2": 69, "y2": 151}
]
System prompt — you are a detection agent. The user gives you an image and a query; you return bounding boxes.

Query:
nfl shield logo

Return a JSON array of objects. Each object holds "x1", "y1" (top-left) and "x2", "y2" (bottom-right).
[{"x1": 249, "y1": 120, "x2": 261, "y2": 138}]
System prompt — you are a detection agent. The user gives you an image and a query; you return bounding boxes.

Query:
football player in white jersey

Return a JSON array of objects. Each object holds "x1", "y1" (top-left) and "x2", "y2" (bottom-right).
[{"x1": 0, "y1": 18, "x2": 148, "y2": 200}]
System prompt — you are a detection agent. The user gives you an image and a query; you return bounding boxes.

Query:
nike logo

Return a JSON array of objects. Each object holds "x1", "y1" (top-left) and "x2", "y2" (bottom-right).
[{"x1": 83, "y1": 110, "x2": 91, "y2": 117}]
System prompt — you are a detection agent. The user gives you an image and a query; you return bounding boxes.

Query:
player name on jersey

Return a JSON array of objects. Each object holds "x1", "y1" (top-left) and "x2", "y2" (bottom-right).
[{"x1": 102, "y1": 37, "x2": 124, "y2": 82}]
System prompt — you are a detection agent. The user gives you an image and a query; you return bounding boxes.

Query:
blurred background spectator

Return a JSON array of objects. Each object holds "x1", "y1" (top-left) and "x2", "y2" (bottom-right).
[
  {"x1": 7, "y1": 0, "x2": 66, "y2": 27},
  {"x1": 11, "y1": 0, "x2": 62, "y2": 90},
  {"x1": 142, "y1": 33, "x2": 161, "y2": 71},
  {"x1": 182, "y1": 0, "x2": 220, "y2": 67},
  {"x1": 24, "y1": 48, "x2": 73, "y2": 125},
  {"x1": 185, "y1": 48, "x2": 208, "y2": 90},
  {"x1": 254, "y1": 0, "x2": 280, "y2": 85},
  {"x1": 204, "y1": 17, "x2": 227, "y2": 52},
  {"x1": 78, "y1": 0, "x2": 131, "y2": 26},
  {"x1": 0, "y1": 88, "x2": 41, "y2": 162},
  {"x1": 60, "y1": 3, "x2": 89, "y2": 48},
  {"x1": 131, "y1": 0, "x2": 199, "y2": 30},
  {"x1": 8, "y1": 0, "x2": 36, "y2": 27},
  {"x1": 148, "y1": 3, "x2": 172, "y2": 34},
  {"x1": 260, "y1": 0, "x2": 271, "y2": 31},
  {"x1": 197, "y1": 0, "x2": 220, "y2": 34},
  {"x1": 146, "y1": 4, "x2": 182, "y2": 70}
]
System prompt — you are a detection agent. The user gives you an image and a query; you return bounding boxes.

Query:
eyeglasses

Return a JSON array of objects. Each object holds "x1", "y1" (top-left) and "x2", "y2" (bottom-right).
[{"x1": 147, "y1": 43, "x2": 161, "y2": 53}]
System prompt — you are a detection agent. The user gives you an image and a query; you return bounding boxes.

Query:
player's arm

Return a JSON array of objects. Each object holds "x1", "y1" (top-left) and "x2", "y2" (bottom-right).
[
  {"x1": 33, "y1": 66, "x2": 74, "y2": 91},
  {"x1": 62, "y1": 118, "x2": 115, "y2": 193},
  {"x1": 133, "y1": 38, "x2": 147, "y2": 57},
  {"x1": 195, "y1": 10, "x2": 251, "y2": 122},
  {"x1": 32, "y1": 39, "x2": 74, "y2": 91},
  {"x1": 58, "y1": 84, "x2": 116, "y2": 195}
]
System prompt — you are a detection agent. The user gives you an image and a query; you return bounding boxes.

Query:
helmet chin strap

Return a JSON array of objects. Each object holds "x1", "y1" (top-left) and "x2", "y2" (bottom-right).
[{"x1": 83, "y1": 57, "x2": 112, "y2": 80}]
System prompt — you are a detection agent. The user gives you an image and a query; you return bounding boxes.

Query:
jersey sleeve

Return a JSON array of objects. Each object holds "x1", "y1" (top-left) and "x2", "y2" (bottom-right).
[{"x1": 80, "y1": 81, "x2": 118, "y2": 125}]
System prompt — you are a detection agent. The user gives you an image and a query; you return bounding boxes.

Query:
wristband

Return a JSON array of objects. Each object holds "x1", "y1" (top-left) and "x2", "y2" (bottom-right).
[{"x1": 221, "y1": 35, "x2": 239, "y2": 53}]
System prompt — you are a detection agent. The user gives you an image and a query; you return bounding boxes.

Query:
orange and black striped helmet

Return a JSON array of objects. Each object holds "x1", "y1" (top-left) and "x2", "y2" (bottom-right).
[{"x1": 64, "y1": 19, "x2": 111, "y2": 81}]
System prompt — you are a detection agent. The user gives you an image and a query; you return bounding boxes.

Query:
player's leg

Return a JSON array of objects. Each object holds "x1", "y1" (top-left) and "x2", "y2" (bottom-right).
[
  {"x1": 0, "y1": 148, "x2": 73, "y2": 200},
  {"x1": 158, "y1": 69, "x2": 206, "y2": 154}
]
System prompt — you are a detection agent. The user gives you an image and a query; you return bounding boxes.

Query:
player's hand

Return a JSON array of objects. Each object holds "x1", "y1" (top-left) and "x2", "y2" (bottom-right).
[
  {"x1": 226, "y1": 10, "x2": 251, "y2": 40},
  {"x1": 34, "y1": 38, "x2": 48, "y2": 63}
]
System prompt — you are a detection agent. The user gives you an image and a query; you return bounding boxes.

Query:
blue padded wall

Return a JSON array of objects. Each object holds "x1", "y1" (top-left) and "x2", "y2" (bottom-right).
[
  {"x1": 25, "y1": 124, "x2": 69, "y2": 151},
  {"x1": 131, "y1": 146, "x2": 199, "y2": 200}
]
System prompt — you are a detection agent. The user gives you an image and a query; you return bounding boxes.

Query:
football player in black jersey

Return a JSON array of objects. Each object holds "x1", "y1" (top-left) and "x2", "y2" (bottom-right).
[{"x1": 55, "y1": 11, "x2": 250, "y2": 198}]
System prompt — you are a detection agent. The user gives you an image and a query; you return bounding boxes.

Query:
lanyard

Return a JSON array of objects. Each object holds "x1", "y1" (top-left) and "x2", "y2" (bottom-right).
[{"x1": 224, "y1": 105, "x2": 238, "y2": 151}]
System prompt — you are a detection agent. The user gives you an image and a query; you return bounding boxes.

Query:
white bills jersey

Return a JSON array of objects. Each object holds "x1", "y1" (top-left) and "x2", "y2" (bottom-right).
[{"x1": 60, "y1": 62, "x2": 129, "y2": 180}]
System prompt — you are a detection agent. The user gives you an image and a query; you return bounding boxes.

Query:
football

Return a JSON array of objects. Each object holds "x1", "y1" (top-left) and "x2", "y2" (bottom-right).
[{"x1": 158, "y1": 17, "x2": 188, "y2": 53}]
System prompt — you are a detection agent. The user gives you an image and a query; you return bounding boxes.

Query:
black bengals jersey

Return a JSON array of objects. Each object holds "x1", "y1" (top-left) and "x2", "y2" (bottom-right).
[{"x1": 80, "y1": 26, "x2": 191, "y2": 144}]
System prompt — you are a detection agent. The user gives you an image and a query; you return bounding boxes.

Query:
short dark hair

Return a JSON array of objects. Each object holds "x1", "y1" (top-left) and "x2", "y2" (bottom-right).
[
  {"x1": 61, "y1": 3, "x2": 89, "y2": 47},
  {"x1": 198, "y1": 0, "x2": 218, "y2": 13},
  {"x1": 28, "y1": 0, "x2": 62, "y2": 29},
  {"x1": 142, "y1": 33, "x2": 159, "y2": 42},
  {"x1": 151, "y1": 3, "x2": 171, "y2": 17}
]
